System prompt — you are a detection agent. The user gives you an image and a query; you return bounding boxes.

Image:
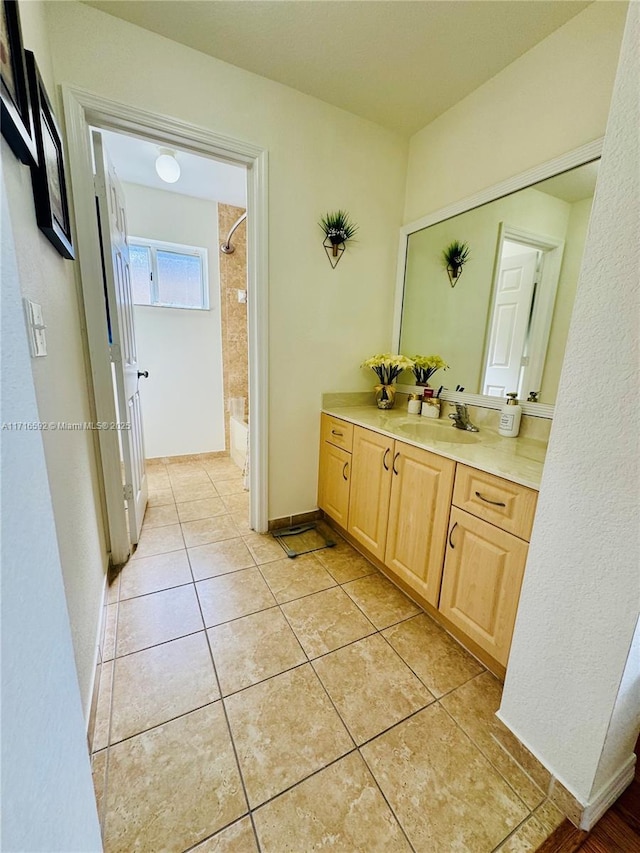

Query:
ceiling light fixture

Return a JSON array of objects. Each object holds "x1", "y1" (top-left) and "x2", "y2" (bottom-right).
[{"x1": 155, "y1": 148, "x2": 181, "y2": 183}]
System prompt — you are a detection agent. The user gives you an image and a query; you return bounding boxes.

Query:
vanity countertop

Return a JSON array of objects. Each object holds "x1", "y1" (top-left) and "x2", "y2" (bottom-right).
[{"x1": 322, "y1": 405, "x2": 547, "y2": 491}]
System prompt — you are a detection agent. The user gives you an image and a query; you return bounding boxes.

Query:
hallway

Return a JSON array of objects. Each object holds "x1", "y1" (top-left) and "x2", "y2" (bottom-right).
[{"x1": 90, "y1": 454, "x2": 565, "y2": 852}]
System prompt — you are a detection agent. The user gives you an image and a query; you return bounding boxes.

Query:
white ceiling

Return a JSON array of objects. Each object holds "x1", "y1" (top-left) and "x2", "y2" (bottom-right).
[
  {"x1": 98, "y1": 128, "x2": 247, "y2": 204},
  {"x1": 83, "y1": 0, "x2": 592, "y2": 137},
  {"x1": 536, "y1": 160, "x2": 599, "y2": 203}
]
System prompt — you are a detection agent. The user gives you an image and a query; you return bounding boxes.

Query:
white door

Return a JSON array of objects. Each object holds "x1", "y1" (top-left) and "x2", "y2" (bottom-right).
[
  {"x1": 482, "y1": 250, "x2": 538, "y2": 397},
  {"x1": 93, "y1": 131, "x2": 148, "y2": 545}
]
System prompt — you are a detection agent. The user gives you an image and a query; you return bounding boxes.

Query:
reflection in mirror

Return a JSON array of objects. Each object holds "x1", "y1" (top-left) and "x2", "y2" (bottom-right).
[{"x1": 399, "y1": 160, "x2": 598, "y2": 405}]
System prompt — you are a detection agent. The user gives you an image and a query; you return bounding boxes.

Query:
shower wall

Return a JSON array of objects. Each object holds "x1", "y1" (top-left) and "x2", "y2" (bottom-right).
[{"x1": 218, "y1": 203, "x2": 249, "y2": 450}]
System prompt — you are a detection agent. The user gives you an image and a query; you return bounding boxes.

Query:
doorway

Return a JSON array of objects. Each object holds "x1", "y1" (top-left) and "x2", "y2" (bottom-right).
[{"x1": 63, "y1": 86, "x2": 269, "y2": 567}]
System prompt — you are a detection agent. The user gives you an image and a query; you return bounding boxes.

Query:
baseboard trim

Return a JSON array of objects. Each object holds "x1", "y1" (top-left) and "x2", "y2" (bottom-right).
[{"x1": 579, "y1": 754, "x2": 636, "y2": 831}]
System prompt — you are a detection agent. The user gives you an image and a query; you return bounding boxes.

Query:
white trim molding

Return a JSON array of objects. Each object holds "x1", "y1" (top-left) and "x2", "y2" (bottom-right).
[
  {"x1": 579, "y1": 754, "x2": 636, "y2": 831},
  {"x1": 392, "y1": 137, "x2": 604, "y2": 417},
  {"x1": 62, "y1": 85, "x2": 270, "y2": 543}
]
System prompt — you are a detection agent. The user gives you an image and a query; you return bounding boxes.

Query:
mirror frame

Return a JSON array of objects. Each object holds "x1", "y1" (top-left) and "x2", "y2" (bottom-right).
[{"x1": 392, "y1": 138, "x2": 603, "y2": 419}]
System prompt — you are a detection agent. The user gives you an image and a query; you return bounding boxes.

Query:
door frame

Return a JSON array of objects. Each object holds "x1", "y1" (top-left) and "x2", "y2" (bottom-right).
[{"x1": 62, "y1": 86, "x2": 269, "y2": 564}]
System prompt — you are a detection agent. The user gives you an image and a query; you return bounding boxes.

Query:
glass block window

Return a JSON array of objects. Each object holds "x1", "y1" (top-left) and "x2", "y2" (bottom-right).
[{"x1": 129, "y1": 238, "x2": 209, "y2": 310}]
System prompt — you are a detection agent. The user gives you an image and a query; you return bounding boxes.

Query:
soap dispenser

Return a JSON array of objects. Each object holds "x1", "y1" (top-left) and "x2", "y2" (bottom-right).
[{"x1": 499, "y1": 392, "x2": 522, "y2": 437}]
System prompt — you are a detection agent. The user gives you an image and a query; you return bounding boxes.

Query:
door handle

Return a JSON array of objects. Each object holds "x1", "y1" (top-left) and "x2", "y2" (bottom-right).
[
  {"x1": 137, "y1": 370, "x2": 149, "y2": 379},
  {"x1": 392, "y1": 452, "x2": 400, "y2": 475},
  {"x1": 448, "y1": 522, "x2": 458, "y2": 549},
  {"x1": 342, "y1": 461, "x2": 349, "y2": 481},
  {"x1": 383, "y1": 448, "x2": 390, "y2": 470}
]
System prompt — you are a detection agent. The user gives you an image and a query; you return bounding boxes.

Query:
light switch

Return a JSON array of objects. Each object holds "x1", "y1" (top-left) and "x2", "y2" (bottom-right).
[{"x1": 24, "y1": 299, "x2": 47, "y2": 357}]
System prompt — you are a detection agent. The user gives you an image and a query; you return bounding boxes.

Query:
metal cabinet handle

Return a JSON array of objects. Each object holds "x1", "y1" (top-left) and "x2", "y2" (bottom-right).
[
  {"x1": 475, "y1": 491, "x2": 506, "y2": 507},
  {"x1": 342, "y1": 462, "x2": 349, "y2": 481},
  {"x1": 331, "y1": 429, "x2": 343, "y2": 437},
  {"x1": 393, "y1": 452, "x2": 400, "y2": 475},
  {"x1": 383, "y1": 448, "x2": 390, "y2": 470},
  {"x1": 448, "y1": 522, "x2": 458, "y2": 549}
]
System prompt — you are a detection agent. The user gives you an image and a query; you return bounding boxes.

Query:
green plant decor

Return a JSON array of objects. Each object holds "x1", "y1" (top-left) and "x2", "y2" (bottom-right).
[
  {"x1": 319, "y1": 210, "x2": 358, "y2": 267},
  {"x1": 442, "y1": 240, "x2": 470, "y2": 287}
]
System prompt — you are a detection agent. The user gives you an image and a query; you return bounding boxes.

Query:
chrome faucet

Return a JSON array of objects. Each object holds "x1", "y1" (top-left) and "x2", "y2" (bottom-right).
[{"x1": 449, "y1": 403, "x2": 479, "y2": 432}]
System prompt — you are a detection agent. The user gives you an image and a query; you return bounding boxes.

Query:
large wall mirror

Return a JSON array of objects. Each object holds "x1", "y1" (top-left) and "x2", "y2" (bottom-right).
[{"x1": 394, "y1": 143, "x2": 601, "y2": 409}]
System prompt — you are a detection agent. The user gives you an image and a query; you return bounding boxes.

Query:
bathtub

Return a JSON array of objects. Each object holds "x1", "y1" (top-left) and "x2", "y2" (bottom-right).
[{"x1": 230, "y1": 414, "x2": 249, "y2": 473}]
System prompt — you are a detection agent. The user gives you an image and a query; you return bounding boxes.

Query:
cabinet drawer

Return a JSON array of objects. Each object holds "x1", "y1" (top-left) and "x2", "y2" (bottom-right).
[
  {"x1": 453, "y1": 465, "x2": 537, "y2": 541},
  {"x1": 321, "y1": 414, "x2": 353, "y2": 452}
]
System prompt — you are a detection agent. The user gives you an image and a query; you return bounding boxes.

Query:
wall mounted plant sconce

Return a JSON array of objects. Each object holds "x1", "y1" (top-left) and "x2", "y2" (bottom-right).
[
  {"x1": 442, "y1": 240, "x2": 470, "y2": 287},
  {"x1": 319, "y1": 210, "x2": 358, "y2": 268}
]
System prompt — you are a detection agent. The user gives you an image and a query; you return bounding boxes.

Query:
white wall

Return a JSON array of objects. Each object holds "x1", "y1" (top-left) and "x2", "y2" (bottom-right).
[
  {"x1": 45, "y1": 0, "x2": 408, "y2": 519},
  {"x1": 6, "y1": 0, "x2": 108, "y2": 721},
  {"x1": 122, "y1": 182, "x2": 225, "y2": 458},
  {"x1": 404, "y1": 2, "x2": 627, "y2": 222},
  {"x1": 1, "y1": 163, "x2": 102, "y2": 852},
  {"x1": 500, "y1": 1, "x2": 639, "y2": 806}
]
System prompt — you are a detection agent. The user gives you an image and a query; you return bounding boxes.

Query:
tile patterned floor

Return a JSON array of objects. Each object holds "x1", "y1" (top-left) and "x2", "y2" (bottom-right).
[{"x1": 91, "y1": 456, "x2": 564, "y2": 852}]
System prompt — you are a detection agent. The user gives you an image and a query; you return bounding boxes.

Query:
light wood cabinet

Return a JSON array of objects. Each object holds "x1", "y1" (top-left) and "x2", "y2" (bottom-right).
[
  {"x1": 385, "y1": 442, "x2": 455, "y2": 607},
  {"x1": 439, "y1": 507, "x2": 528, "y2": 667},
  {"x1": 347, "y1": 426, "x2": 393, "y2": 561},
  {"x1": 318, "y1": 415, "x2": 352, "y2": 529},
  {"x1": 317, "y1": 413, "x2": 539, "y2": 674}
]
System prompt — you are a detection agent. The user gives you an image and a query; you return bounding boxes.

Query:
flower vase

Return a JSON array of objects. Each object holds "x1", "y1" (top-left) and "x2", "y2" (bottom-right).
[{"x1": 375, "y1": 385, "x2": 396, "y2": 410}]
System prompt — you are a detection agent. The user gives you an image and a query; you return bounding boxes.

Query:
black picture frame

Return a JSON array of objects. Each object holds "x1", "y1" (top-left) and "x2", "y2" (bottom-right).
[
  {"x1": 1, "y1": 0, "x2": 37, "y2": 164},
  {"x1": 25, "y1": 50, "x2": 75, "y2": 260}
]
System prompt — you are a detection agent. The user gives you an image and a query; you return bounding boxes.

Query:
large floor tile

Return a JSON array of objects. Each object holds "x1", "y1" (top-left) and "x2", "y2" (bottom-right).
[
  {"x1": 343, "y1": 573, "x2": 420, "y2": 629},
  {"x1": 172, "y1": 481, "x2": 218, "y2": 503},
  {"x1": 142, "y1": 503, "x2": 179, "y2": 528},
  {"x1": 208, "y1": 607, "x2": 306, "y2": 696},
  {"x1": 220, "y1": 492, "x2": 250, "y2": 514},
  {"x1": 253, "y1": 751, "x2": 411, "y2": 852},
  {"x1": 92, "y1": 660, "x2": 113, "y2": 752},
  {"x1": 361, "y1": 703, "x2": 529, "y2": 852},
  {"x1": 119, "y1": 549, "x2": 192, "y2": 600},
  {"x1": 110, "y1": 632, "x2": 219, "y2": 743},
  {"x1": 188, "y1": 538, "x2": 255, "y2": 581},
  {"x1": 315, "y1": 541, "x2": 378, "y2": 584},
  {"x1": 242, "y1": 532, "x2": 285, "y2": 564},
  {"x1": 313, "y1": 634, "x2": 434, "y2": 744},
  {"x1": 197, "y1": 568, "x2": 276, "y2": 627},
  {"x1": 132, "y1": 523, "x2": 184, "y2": 559},
  {"x1": 281, "y1": 586, "x2": 375, "y2": 658},
  {"x1": 116, "y1": 585, "x2": 203, "y2": 656},
  {"x1": 494, "y1": 815, "x2": 551, "y2": 852},
  {"x1": 91, "y1": 749, "x2": 108, "y2": 829},
  {"x1": 383, "y1": 613, "x2": 483, "y2": 698},
  {"x1": 182, "y1": 515, "x2": 239, "y2": 548},
  {"x1": 225, "y1": 664, "x2": 353, "y2": 807},
  {"x1": 440, "y1": 671, "x2": 546, "y2": 810},
  {"x1": 192, "y1": 817, "x2": 258, "y2": 852},
  {"x1": 102, "y1": 603, "x2": 117, "y2": 661},
  {"x1": 147, "y1": 488, "x2": 175, "y2": 507},
  {"x1": 214, "y1": 478, "x2": 245, "y2": 496},
  {"x1": 230, "y1": 510, "x2": 252, "y2": 534},
  {"x1": 259, "y1": 554, "x2": 337, "y2": 603},
  {"x1": 103, "y1": 704, "x2": 246, "y2": 853},
  {"x1": 177, "y1": 497, "x2": 227, "y2": 523},
  {"x1": 206, "y1": 458, "x2": 244, "y2": 481}
]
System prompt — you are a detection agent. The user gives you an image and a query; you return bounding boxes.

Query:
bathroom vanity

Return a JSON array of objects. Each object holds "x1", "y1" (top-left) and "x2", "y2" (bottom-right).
[{"x1": 318, "y1": 405, "x2": 545, "y2": 677}]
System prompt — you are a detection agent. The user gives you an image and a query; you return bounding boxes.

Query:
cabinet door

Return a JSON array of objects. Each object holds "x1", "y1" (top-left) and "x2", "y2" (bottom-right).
[
  {"x1": 318, "y1": 441, "x2": 351, "y2": 528},
  {"x1": 348, "y1": 426, "x2": 393, "y2": 560},
  {"x1": 439, "y1": 508, "x2": 528, "y2": 667},
  {"x1": 384, "y1": 442, "x2": 455, "y2": 607}
]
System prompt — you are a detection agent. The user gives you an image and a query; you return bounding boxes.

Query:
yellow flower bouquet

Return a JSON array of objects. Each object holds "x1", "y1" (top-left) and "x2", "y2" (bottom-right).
[
  {"x1": 410, "y1": 354, "x2": 449, "y2": 386},
  {"x1": 361, "y1": 354, "x2": 414, "y2": 409}
]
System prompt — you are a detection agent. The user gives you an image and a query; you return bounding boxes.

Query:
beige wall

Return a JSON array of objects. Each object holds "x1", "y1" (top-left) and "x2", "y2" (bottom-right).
[
  {"x1": 45, "y1": 1, "x2": 408, "y2": 520},
  {"x1": 404, "y1": 2, "x2": 627, "y2": 223},
  {"x1": 218, "y1": 204, "x2": 249, "y2": 448},
  {"x1": 7, "y1": 1, "x2": 108, "y2": 720}
]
